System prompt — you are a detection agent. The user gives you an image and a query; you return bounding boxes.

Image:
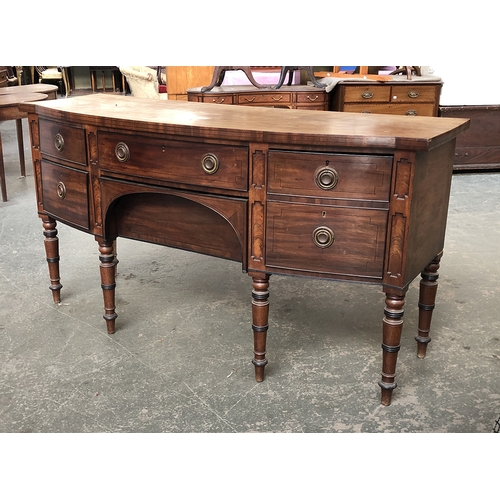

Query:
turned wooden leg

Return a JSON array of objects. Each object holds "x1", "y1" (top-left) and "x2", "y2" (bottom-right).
[
  {"x1": 415, "y1": 254, "x2": 441, "y2": 359},
  {"x1": 379, "y1": 292, "x2": 406, "y2": 406},
  {"x1": 250, "y1": 272, "x2": 270, "y2": 382},
  {"x1": 41, "y1": 215, "x2": 62, "y2": 303},
  {"x1": 97, "y1": 238, "x2": 117, "y2": 334}
]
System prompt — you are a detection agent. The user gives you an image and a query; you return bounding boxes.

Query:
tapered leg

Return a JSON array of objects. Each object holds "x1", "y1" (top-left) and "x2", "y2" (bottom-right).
[
  {"x1": 249, "y1": 272, "x2": 270, "y2": 382},
  {"x1": 379, "y1": 292, "x2": 406, "y2": 406},
  {"x1": 41, "y1": 215, "x2": 62, "y2": 303},
  {"x1": 415, "y1": 254, "x2": 441, "y2": 359},
  {"x1": 16, "y1": 119, "x2": 26, "y2": 177},
  {"x1": 96, "y1": 238, "x2": 117, "y2": 334}
]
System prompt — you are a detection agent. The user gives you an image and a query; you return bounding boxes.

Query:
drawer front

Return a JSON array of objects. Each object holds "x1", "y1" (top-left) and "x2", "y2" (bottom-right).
[
  {"x1": 343, "y1": 86, "x2": 391, "y2": 103},
  {"x1": 390, "y1": 85, "x2": 438, "y2": 103},
  {"x1": 268, "y1": 151, "x2": 392, "y2": 201},
  {"x1": 343, "y1": 103, "x2": 436, "y2": 116},
  {"x1": 39, "y1": 118, "x2": 87, "y2": 167},
  {"x1": 41, "y1": 160, "x2": 89, "y2": 229},
  {"x1": 295, "y1": 92, "x2": 327, "y2": 104},
  {"x1": 236, "y1": 92, "x2": 291, "y2": 105},
  {"x1": 98, "y1": 132, "x2": 249, "y2": 192},
  {"x1": 266, "y1": 202, "x2": 387, "y2": 278},
  {"x1": 200, "y1": 94, "x2": 234, "y2": 105}
]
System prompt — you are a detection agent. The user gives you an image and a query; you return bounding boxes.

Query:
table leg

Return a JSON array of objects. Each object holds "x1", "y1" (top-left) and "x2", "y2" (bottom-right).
[
  {"x1": 16, "y1": 119, "x2": 26, "y2": 177},
  {"x1": 0, "y1": 132, "x2": 7, "y2": 201},
  {"x1": 415, "y1": 254, "x2": 442, "y2": 358},
  {"x1": 250, "y1": 272, "x2": 270, "y2": 382},
  {"x1": 379, "y1": 292, "x2": 406, "y2": 406},
  {"x1": 97, "y1": 238, "x2": 117, "y2": 334},
  {"x1": 41, "y1": 215, "x2": 62, "y2": 303}
]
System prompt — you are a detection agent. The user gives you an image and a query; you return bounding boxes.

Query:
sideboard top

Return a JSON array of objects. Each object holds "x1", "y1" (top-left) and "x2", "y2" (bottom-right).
[{"x1": 23, "y1": 94, "x2": 469, "y2": 151}]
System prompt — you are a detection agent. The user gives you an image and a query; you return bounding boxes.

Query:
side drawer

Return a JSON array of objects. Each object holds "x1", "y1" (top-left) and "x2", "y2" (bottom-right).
[
  {"x1": 268, "y1": 150, "x2": 392, "y2": 201},
  {"x1": 343, "y1": 85, "x2": 391, "y2": 103},
  {"x1": 200, "y1": 94, "x2": 234, "y2": 105},
  {"x1": 40, "y1": 160, "x2": 89, "y2": 229},
  {"x1": 390, "y1": 85, "x2": 438, "y2": 103},
  {"x1": 266, "y1": 201, "x2": 387, "y2": 278},
  {"x1": 295, "y1": 91, "x2": 327, "y2": 105},
  {"x1": 98, "y1": 132, "x2": 249, "y2": 192},
  {"x1": 39, "y1": 118, "x2": 87, "y2": 168}
]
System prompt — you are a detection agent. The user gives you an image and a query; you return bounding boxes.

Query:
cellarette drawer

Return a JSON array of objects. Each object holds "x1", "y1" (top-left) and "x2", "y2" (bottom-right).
[{"x1": 266, "y1": 201, "x2": 388, "y2": 278}]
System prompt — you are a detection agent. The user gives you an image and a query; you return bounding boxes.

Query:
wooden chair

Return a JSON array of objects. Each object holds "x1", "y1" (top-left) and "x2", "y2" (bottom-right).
[{"x1": 35, "y1": 67, "x2": 70, "y2": 96}]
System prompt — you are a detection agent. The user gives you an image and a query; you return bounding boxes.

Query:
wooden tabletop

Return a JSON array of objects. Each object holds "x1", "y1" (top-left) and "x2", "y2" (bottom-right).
[
  {"x1": 21, "y1": 93, "x2": 470, "y2": 152},
  {"x1": 0, "y1": 92, "x2": 48, "y2": 107},
  {"x1": 0, "y1": 83, "x2": 58, "y2": 95}
]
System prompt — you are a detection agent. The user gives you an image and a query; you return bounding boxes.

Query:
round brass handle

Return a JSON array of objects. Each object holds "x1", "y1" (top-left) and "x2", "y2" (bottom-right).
[
  {"x1": 361, "y1": 91, "x2": 373, "y2": 99},
  {"x1": 56, "y1": 181, "x2": 67, "y2": 199},
  {"x1": 115, "y1": 142, "x2": 130, "y2": 162},
  {"x1": 201, "y1": 153, "x2": 219, "y2": 175},
  {"x1": 315, "y1": 166, "x2": 339, "y2": 190},
  {"x1": 406, "y1": 110, "x2": 418, "y2": 116},
  {"x1": 54, "y1": 133, "x2": 64, "y2": 152},
  {"x1": 312, "y1": 226, "x2": 335, "y2": 248},
  {"x1": 408, "y1": 90, "x2": 419, "y2": 98}
]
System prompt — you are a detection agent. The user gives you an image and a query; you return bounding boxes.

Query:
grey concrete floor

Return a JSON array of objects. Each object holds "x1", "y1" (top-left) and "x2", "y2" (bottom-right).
[{"x1": 1, "y1": 117, "x2": 499, "y2": 435}]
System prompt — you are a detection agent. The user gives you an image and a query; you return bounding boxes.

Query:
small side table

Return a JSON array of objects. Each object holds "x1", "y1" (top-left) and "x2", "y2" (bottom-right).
[{"x1": 0, "y1": 92, "x2": 48, "y2": 201}]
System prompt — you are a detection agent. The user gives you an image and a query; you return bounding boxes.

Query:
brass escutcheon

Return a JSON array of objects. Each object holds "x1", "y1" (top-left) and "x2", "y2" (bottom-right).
[
  {"x1": 312, "y1": 226, "x2": 335, "y2": 248},
  {"x1": 406, "y1": 110, "x2": 418, "y2": 116},
  {"x1": 361, "y1": 91, "x2": 373, "y2": 99},
  {"x1": 115, "y1": 142, "x2": 130, "y2": 162},
  {"x1": 54, "y1": 133, "x2": 64, "y2": 152},
  {"x1": 408, "y1": 90, "x2": 419, "y2": 98},
  {"x1": 314, "y1": 166, "x2": 339, "y2": 190},
  {"x1": 56, "y1": 181, "x2": 66, "y2": 199},
  {"x1": 201, "y1": 153, "x2": 219, "y2": 174}
]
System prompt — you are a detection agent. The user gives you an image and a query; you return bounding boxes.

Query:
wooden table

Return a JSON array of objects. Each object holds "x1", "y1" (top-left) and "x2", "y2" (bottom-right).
[
  {"x1": 22, "y1": 94, "x2": 469, "y2": 405},
  {"x1": 0, "y1": 92, "x2": 49, "y2": 201}
]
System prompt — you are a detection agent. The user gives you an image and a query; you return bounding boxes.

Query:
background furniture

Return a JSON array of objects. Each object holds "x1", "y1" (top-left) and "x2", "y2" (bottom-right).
[
  {"x1": 188, "y1": 85, "x2": 329, "y2": 110},
  {"x1": 119, "y1": 66, "x2": 169, "y2": 99},
  {"x1": 330, "y1": 80, "x2": 442, "y2": 116},
  {"x1": 439, "y1": 105, "x2": 500, "y2": 171},
  {"x1": 0, "y1": 92, "x2": 49, "y2": 201},
  {"x1": 166, "y1": 66, "x2": 215, "y2": 100},
  {"x1": 24, "y1": 94, "x2": 468, "y2": 406},
  {"x1": 35, "y1": 67, "x2": 70, "y2": 96},
  {"x1": 89, "y1": 66, "x2": 125, "y2": 93}
]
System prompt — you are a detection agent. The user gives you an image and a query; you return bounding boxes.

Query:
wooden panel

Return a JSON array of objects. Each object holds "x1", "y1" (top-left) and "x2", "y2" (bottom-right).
[{"x1": 165, "y1": 66, "x2": 215, "y2": 100}]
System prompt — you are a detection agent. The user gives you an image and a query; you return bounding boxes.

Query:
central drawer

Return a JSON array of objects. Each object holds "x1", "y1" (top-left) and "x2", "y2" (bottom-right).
[
  {"x1": 266, "y1": 201, "x2": 388, "y2": 278},
  {"x1": 97, "y1": 132, "x2": 249, "y2": 192},
  {"x1": 268, "y1": 151, "x2": 392, "y2": 201},
  {"x1": 236, "y1": 92, "x2": 291, "y2": 106}
]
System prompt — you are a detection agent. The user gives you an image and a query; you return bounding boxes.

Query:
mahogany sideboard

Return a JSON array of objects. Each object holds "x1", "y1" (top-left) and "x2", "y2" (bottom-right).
[
  {"x1": 187, "y1": 85, "x2": 329, "y2": 110},
  {"x1": 23, "y1": 95, "x2": 469, "y2": 405}
]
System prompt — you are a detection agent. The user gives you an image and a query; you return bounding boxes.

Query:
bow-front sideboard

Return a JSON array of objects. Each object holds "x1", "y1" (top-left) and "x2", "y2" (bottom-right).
[{"x1": 23, "y1": 95, "x2": 469, "y2": 405}]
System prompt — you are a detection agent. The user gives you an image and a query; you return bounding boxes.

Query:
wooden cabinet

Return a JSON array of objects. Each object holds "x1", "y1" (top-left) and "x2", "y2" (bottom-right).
[
  {"x1": 331, "y1": 81, "x2": 442, "y2": 116},
  {"x1": 187, "y1": 85, "x2": 329, "y2": 110},
  {"x1": 165, "y1": 66, "x2": 214, "y2": 100}
]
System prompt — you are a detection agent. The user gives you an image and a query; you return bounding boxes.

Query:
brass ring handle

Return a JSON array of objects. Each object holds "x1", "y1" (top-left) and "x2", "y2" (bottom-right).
[
  {"x1": 56, "y1": 181, "x2": 67, "y2": 199},
  {"x1": 361, "y1": 91, "x2": 373, "y2": 99},
  {"x1": 314, "y1": 166, "x2": 339, "y2": 190},
  {"x1": 115, "y1": 142, "x2": 130, "y2": 162},
  {"x1": 54, "y1": 133, "x2": 64, "y2": 152},
  {"x1": 406, "y1": 110, "x2": 418, "y2": 116},
  {"x1": 312, "y1": 226, "x2": 335, "y2": 248},
  {"x1": 408, "y1": 90, "x2": 419, "y2": 98},
  {"x1": 201, "y1": 153, "x2": 219, "y2": 175}
]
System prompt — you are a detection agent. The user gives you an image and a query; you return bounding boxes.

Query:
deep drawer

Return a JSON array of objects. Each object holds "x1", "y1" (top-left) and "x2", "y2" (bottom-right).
[
  {"x1": 39, "y1": 118, "x2": 87, "y2": 167},
  {"x1": 343, "y1": 103, "x2": 436, "y2": 116},
  {"x1": 268, "y1": 151, "x2": 392, "y2": 201},
  {"x1": 41, "y1": 160, "x2": 89, "y2": 229},
  {"x1": 343, "y1": 86, "x2": 391, "y2": 102},
  {"x1": 97, "y1": 132, "x2": 249, "y2": 192},
  {"x1": 266, "y1": 201, "x2": 387, "y2": 278}
]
